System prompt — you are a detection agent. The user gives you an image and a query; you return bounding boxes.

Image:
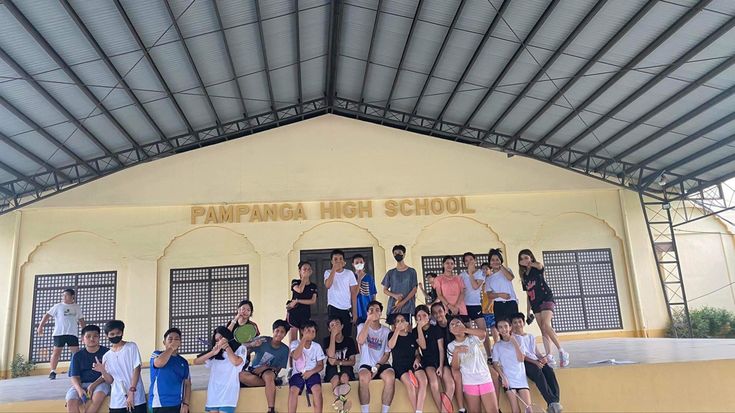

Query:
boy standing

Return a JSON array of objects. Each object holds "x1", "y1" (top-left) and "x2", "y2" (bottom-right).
[
  {"x1": 93, "y1": 320, "x2": 147, "y2": 413},
  {"x1": 240, "y1": 320, "x2": 291, "y2": 413},
  {"x1": 382, "y1": 245, "x2": 418, "y2": 325},
  {"x1": 289, "y1": 320, "x2": 326, "y2": 413},
  {"x1": 511, "y1": 313, "x2": 562, "y2": 413},
  {"x1": 149, "y1": 328, "x2": 191, "y2": 413},
  {"x1": 37, "y1": 288, "x2": 85, "y2": 379},
  {"x1": 356, "y1": 301, "x2": 395, "y2": 413},
  {"x1": 66, "y1": 325, "x2": 110, "y2": 413},
  {"x1": 325, "y1": 249, "x2": 358, "y2": 337}
]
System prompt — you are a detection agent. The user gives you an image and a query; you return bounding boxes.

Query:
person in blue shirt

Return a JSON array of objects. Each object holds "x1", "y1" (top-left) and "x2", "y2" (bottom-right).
[
  {"x1": 66, "y1": 324, "x2": 110, "y2": 413},
  {"x1": 240, "y1": 319, "x2": 291, "y2": 413},
  {"x1": 149, "y1": 328, "x2": 191, "y2": 413},
  {"x1": 353, "y1": 254, "x2": 377, "y2": 325}
]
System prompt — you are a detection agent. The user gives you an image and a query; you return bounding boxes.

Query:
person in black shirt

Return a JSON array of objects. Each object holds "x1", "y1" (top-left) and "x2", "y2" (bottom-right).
[
  {"x1": 430, "y1": 301, "x2": 463, "y2": 413},
  {"x1": 388, "y1": 314, "x2": 427, "y2": 413},
  {"x1": 414, "y1": 305, "x2": 449, "y2": 413},
  {"x1": 323, "y1": 316, "x2": 358, "y2": 391},
  {"x1": 519, "y1": 249, "x2": 569, "y2": 368},
  {"x1": 287, "y1": 261, "x2": 318, "y2": 341}
]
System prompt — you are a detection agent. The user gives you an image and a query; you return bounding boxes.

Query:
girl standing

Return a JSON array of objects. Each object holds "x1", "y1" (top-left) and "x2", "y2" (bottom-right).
[
  {"x1": 447, "y1": 318, "x2": 499, "y2": 413},
  {"x1": 485, "y1": 249, "x2": 518, "y2": 350},
  {"x1": 518, "y1": 249, "x2": 568, "y2": 367},
  {"x1": 433, "y1": 256, "x2": 467, "y2": 319},
  {"x1": 287, "y1": 261, "x2": 318, "y2": 342}
]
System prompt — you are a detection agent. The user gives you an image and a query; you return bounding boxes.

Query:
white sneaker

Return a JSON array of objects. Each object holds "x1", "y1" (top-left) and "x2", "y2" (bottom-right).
[
  {"x1": 548, "y1": 402, "x2": 563, "y2": 413},
  {"x1": 560, "y1": 351, "x2": 570, "y2": 367}
]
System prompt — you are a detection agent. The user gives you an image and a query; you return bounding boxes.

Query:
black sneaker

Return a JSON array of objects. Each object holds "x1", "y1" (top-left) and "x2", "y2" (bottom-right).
[{"x1": 49, "y1": 371, "x2": 56, "y2": 380}]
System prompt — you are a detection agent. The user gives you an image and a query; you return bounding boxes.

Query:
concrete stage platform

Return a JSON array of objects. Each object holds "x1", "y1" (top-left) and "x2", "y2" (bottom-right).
[{"x1": 1, "y1": 338, "x2": 734, "y2": 412}]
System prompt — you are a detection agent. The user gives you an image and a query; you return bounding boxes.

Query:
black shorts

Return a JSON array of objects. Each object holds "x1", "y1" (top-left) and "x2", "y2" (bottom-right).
[
  {"x1": 386, "y1": 313, "x2": 412, "y2": 325},
  {"x1": 493, "y1": 300, "x2": 519, "y2": 324},
  {"x1": 419, "y1": 356, "x2": 440, "y2": 370},
  {"x1": 324, "y1": 365, "x2": 355, "y2": 382},
  {"x1": 153, "y1": 406, "x2": 181, "y2": 413},
  {"x1": 393, "y1": 363, "x2": 414, "y2": 379},
  {"x1": 466, "y1": 305, "x2": 484, "y2": 320},
  {"x1": 110, "y1": 404, "x2": 146, "y2": 413},
  {"x1": 287, "y1": 309, "x2": 311, "y2": 330},
  {"x1": 53, "y1": 335, "x2": 79, "y2": 348},
  {"x1": 359, "y1": 363, "x2": 393, "y2": 379}
]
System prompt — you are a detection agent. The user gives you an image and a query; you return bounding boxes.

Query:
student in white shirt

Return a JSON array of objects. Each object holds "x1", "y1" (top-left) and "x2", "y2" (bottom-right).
[
  {"x1": 324, "y1": 249, "x2": 358, "y2": 337},
  {"x1": 193, "y1": 326, "x2": 246, "y2": 413},
  {"x1": 511, "y1": 313, "x2": 562, "y2": 413},
  {"x1": 288, "y1": 320, "x2": 325, "y2": 413},
  {"x1": 447, "y1": 318, "x2": 499, "y2": 413},
  {"x1": 357, "y1": 301, "x2": 395, "y2": 413},
  {"x1": 92, "y1": 320, "x2": 147, "y2": 413},
  {"x1": 491, "y1": 319, "x2": 530, "y2": 413},
  {"x1": 37, "y1": 288, "x2": 86, "y2": 380}
]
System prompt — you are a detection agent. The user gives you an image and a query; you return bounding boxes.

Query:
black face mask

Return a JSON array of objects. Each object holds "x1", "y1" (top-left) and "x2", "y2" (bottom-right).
[
  {"x1": 394, "y1": 254, "x2": 404, "y2": 262},
  {"x1": 109, "y1": 336, "x2": 123, "y2": 344}
]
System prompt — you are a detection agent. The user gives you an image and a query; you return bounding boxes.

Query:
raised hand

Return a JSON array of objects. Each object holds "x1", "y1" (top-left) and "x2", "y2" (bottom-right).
[{"x1": 92, "y1": 357, "x2": 106, "y2": 374}]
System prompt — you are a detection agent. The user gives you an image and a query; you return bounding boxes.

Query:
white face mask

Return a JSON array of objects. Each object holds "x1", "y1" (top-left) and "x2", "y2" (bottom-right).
[{"x1": 354, "y1": 263, "x2": 365, "y2": 271}]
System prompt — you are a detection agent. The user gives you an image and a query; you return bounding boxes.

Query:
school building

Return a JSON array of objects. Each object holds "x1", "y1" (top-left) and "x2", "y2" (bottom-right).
[{"x1": 1, "y1": 115, "x2": 734, "y2": 378}]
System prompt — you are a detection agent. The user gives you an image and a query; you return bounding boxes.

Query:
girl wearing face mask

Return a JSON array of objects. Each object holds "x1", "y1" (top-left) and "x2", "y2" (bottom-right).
[
  {"x1": 518, "y1": 249, "x2": 568, "y2": 367},
  {"x1": 353, "y1": 254, "x2": 377, "y2": 325},
  {"x1": 287, "y1": 261, "x2": 318, "y2": 342}
]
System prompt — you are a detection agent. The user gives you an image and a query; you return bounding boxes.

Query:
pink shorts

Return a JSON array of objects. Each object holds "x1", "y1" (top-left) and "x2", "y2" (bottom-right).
[{"x1": 463, "y1": 382, "x2": 495, "y2": 396}]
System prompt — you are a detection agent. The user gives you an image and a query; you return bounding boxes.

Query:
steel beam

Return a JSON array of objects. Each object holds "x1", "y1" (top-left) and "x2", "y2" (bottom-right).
[
  {"x1": 525, "y1": 0, "x2": 707, "y2": 155},
  {"x1": 163, "y1": 0, "x2": 222, "y2": 129},
  {"x1": 461, "y1": 0, "x2": 559, "y2": 130},
  {"x1": 384, "y1": 0, "x2": 423, "y2": 110},
  {"x1": 254, "y1": 0, "x2": 278, "y2": 121},
  {"x1": 294, "y1": 0, "x2": 303, "y2": 115},
  {"x1": 5, "y1": 0, "x2": 145, "y2": 160},
  {"x1": 60, "y1": 0, "x2": 172, "y2": 150},
  {"x1": 0, "y1": 160, "x2": 42, "y2": 191},
  {"x1": 434, "y1": 0, "x2": 510, "y2": 125},
  {"x1": 113, "y1": 0, "x2": 196, "y2": 137},
  {"x1": 0, "y1": 127, "x2": 72, "y2": 182},
  {"x1": 652, "y1": 132, "x2": 735, "y2": 189},
  {"x1": 358, "y1": 0, "x2": 383, "y2": 104},
  {"x1": 502, "y1": 0, "x2": 657, "y2": 150},
  {"x1": 487, "y1": 0, "x2": 606, "y2": 136},
  {"x1": 583, "y1": 54, "x2": 735, "y2": 171},
  {"x1": 408, "y1": 0, "x2": 467, "y2": 116},
  {"x1": 325, "y1": 0, "x2": 343, "y2": 107},
  {"x1": 0, "y1": 47, "x2": 122, "y2": 167},
  {"x1": 212, "y1": 0, "x2": 248, "y2": 119},
  {"x1": 552, "y1": 13, "x2": 734, "y2": 162}
]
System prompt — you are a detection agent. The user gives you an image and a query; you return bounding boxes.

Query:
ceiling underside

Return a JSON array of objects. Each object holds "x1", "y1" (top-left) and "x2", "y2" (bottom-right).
[{"x1": 1, "y1": 0, "x2": 735, "y2": 213}]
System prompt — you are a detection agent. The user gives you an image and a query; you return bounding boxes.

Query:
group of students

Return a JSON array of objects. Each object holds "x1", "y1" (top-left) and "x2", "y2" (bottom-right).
[{"x1": 41, "y1": 245, "x2": 567, "y2": 413}]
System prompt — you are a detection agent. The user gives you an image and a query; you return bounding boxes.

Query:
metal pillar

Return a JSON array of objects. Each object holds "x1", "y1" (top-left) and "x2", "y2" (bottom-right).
[{"x1": 639, "y1": 193, "x2": 693, "y2": 337}]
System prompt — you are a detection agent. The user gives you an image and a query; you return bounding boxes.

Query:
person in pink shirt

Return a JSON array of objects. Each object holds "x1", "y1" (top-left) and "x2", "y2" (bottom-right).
[{"x1": 433, "y1": 256, "x2": 468, "y2": 320}]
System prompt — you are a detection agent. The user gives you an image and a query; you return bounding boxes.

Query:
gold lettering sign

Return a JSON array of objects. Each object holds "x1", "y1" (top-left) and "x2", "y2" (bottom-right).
[{"x1": 190, "y1": 197, "x2": 474, "y2": 224}]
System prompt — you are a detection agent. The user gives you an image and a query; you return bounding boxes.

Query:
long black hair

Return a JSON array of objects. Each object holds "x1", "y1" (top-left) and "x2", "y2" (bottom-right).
[{"x1": 201, "y1": 326, "x2": 238, "y2": 360}]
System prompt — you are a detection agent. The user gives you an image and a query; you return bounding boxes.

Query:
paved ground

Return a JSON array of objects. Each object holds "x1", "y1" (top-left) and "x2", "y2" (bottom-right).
[{"x1": 2, "y1": 338, "x2": 734, "y2": 403}]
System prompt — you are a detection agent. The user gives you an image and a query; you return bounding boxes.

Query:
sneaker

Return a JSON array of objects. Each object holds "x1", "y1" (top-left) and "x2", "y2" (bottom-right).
[
  {"x1": 560, "y1": 351, "x2": 570, "y2": 367},
  {"x1": 548, "y1": 402, "x2": 563, "y2": 413},
  {"x1": 545, "y1": 354, "x2": 556, "y2": 365},
  {"x1": 49, "y1": 371, "x2": 56, "y2": 380}
]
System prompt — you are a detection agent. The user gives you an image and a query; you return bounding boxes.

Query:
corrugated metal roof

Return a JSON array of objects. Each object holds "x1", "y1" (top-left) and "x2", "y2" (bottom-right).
[{"x1": 0, "y1": 0, "x2": 734, "y2": 212}]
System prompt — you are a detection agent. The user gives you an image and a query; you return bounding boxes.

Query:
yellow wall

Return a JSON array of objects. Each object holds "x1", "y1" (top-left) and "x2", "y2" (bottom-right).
[
  {"x1": 2, "y1": 360, "x2": 735, "y2": 412},
  {"x1": 0, "y1": 114, "x2": 729, "y2": 374}
]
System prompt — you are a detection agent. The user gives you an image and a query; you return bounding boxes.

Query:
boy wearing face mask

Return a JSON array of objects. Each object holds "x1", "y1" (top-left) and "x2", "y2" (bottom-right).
[
  {"x1": 93, "y1": 320, "x2": 147, "y2": 413},
  {"x1": 382, "y1": 245, "x2": 419, "y2": 325},
  {"x1": 353, "y1": 254, "x2": 377, "y2": 325}
]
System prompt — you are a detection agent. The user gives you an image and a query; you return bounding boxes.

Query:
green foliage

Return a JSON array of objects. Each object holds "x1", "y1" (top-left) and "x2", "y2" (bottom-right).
[
  {"x1": 10, "y1": 353, "x2": 35, "y2": 378},
  {"x1": 668, "y1": 307, "x2": 735, "y2": 338}
]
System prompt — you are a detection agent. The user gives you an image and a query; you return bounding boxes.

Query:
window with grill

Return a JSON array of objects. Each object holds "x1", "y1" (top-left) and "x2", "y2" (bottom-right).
[
  {"x1": 30, "y1": 271, "x2": 117, "y2": 363},
  {"x1": 542, "y1": 249, "x2": 623, "y2": 332},
  {"x1": 169, "y1": 265, "x2": 249, "y2": 355},
  {"x1": 421, "y1": 253, "x2": 489, "y2": 297}
]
